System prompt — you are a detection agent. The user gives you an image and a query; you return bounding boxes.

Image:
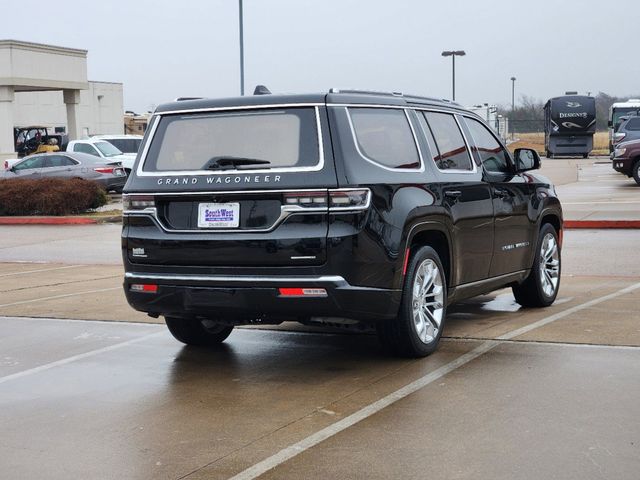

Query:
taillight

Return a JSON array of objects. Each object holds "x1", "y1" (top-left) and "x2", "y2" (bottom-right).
[
  {"x1": 123, "y1": 194, "x2": 155, "y2": 210},
  {"x1": 613, "y1": 133, "x2": 626, "y2": 143},
  {"x1": 329, "y1": 189, "x2": 370, "y2": 210},
  {"x1": 281, "y1": 189, "x2": 370, "y2": 211},
  {"x1": 283, "y1": 191, "x2": 328, "y2": 207},
  {"x1": 94, "y1": 167, "x2": 115, "y2": 174}
]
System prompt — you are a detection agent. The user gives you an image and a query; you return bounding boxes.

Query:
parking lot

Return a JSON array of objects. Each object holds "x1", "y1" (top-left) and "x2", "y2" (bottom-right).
[{"x1": 1, "y1": 162, "x2": 640, "y2": 479}]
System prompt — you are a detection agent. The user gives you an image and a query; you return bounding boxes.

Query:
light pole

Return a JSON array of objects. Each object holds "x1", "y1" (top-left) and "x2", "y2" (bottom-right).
[
  {"x1": 441, "y1": 50, "x2": 465, "y2": 101},
  {"x1": 510, "y1": 76, "x2": 516, "y2": 112},
  {"x1": 239, "y1": 0, "x2": 245, "y2": 96},
  {"x1": 510, "y1": 77, "x2": 516, "y2": 141}
]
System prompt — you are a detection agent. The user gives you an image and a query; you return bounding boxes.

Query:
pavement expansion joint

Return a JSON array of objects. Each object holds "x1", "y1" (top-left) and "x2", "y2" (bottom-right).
[
  {"x1": 1, "y1": 274, "x2": 122, "y2": 293},
  {"x1": 443, "y1": 336, "x2": 640, "y2": 350}
]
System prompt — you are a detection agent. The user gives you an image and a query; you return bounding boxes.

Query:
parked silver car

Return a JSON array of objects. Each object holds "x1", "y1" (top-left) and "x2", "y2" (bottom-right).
[{"x1": 0, "y1": 152, "x2": 127, "y2": 192}]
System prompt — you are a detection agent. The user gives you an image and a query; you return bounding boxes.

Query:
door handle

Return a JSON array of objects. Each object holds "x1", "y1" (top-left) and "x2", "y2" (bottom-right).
[
  {"x1": 444, "y1": 190, "x2": 462, "y2": 199},
  {"x1": 493, "y1": 188, "x2": 509, "y2": 198}
]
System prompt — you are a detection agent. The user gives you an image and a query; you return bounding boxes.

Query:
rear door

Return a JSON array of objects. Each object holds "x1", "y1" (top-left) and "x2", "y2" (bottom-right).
[
  {"x1": 124, "y1": 105, "x2": 337, "y2": 267},
  {"x1": 40, "y1": 155, "x2": 79, "y2": 179}
]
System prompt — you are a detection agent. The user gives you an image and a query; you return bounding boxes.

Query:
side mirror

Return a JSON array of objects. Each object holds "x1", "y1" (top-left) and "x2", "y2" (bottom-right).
[
  {"x1": 608, "y1": 120, "x2": 612, "y2": 128},
  {"x1": 513, "y1": 148, "x2": 541, "y2": 172}
]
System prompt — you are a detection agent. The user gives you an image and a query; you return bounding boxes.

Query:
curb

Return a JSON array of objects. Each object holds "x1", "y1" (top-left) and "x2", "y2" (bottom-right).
[
  {"x1": 564, "y1": 220, "x2": 640, "y2": 229},
  {"x1": 0, "y1": 215, "x2": 121, "y2": 225}
]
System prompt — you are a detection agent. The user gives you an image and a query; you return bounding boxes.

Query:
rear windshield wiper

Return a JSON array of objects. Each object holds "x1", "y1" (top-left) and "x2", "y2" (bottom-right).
[{"x1": 204, "y1": 156, "x2": 272, "y2": 170}]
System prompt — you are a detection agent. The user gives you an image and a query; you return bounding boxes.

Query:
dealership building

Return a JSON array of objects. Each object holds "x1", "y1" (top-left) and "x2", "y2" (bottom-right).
[{"x1": 0, "y1": 40, "x2": 124, "y2": 161}]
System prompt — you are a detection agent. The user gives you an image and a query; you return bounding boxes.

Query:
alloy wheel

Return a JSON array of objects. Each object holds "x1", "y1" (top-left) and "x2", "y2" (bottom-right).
[
  {"x1": 539, "y1": 233, "x2": 560, "y2": 297},
  {"x1": 411, "y1": 259, "x2": 445, "y2": 344}
]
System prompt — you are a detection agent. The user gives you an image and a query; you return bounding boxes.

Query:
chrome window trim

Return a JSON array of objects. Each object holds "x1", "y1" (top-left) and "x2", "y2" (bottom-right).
[
  {"x1": 415, "y1": 110, "x2": 477, "y2": 175},
  {"x1": 344, "y1": 106, "x2": 425, "y2": 173},
  {"x1": 154, "y1": 102, "x2": 324, "y2": 116},
  {"x1": 135, "y1": 106, "x2": 325, "y2": 177}
]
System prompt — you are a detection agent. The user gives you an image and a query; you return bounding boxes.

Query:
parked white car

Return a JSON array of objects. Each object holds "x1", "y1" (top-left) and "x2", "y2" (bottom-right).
[
  {"x1": 66, "y1": 138, "x2": 135, "y2": 172},
  {"x1": 91, "y1": 134, "x2": 143, "y2": 158}
]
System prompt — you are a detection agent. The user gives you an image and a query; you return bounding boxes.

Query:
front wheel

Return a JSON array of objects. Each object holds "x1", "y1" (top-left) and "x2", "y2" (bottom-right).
[
  {"x1": 512, "y1": 223, "x2": 561, "y2": 307},
  {"x1": 165, "y1": 317, "x2": 234, "y2": 346},
  {"x1": 633, "y1": 160, "x2": 640, "y2": 185},
  {"x1": 377, "y1": 246, "x2": 447, "y2": 358}
]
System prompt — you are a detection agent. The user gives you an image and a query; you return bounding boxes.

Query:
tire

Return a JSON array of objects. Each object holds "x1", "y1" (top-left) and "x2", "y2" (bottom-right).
[
  {"x1": 377, "y1": 246, "x2": 447, "y2": 358},
  {"x1": 165, "y1": 317, "x2": 234, "y2": 346},
  {"x1": 583, "y1": 153, "x2": 589, "y2": 159},
  {"x1": 633, "y1": 160, "x2": 640, "y2": 186},
  {"x1": 512, "y1": 223, "x2": 561, "y2": 308}
]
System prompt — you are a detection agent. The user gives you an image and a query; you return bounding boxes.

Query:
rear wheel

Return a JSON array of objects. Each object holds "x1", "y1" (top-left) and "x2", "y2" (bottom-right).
[
  {"x1": 377, "y1": 246, "x2": 447, "y2": 358},
  {"x1": 633, "y1": 160, "x2": 640, "y2": 185},
  {"x1": 165, "y1": 317, "x2": 234, "y2": 346},
  {"x1": 512, "y1": 223, "x2": 561, "y2": 307}
]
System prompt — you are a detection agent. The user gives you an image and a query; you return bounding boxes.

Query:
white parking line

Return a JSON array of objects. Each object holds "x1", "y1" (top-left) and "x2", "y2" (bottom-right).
[
  {"x1": 562, "y1": 200, "x2": 640, "y2": 205},
  {"x1": 0, "y1": 264, "x2": 85, "y2": 277},
  {"x1": 0, "y1": 330, "x2": 165, "y2": 386},
  {"x1": 228, "y1": 281, "x2": 640, "y2": 480},
  {"x1": 0, "y1": 287, "x2": 121, "y2": 308}
]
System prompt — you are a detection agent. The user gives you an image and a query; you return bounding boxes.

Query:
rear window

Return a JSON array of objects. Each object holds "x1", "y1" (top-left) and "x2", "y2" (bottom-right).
[
  {"x1": 106, "y1": 138, "x2": 141, "y2": 154},
  {"x1": 142, "y1": 108, "x2": 320, "y2": 172}
]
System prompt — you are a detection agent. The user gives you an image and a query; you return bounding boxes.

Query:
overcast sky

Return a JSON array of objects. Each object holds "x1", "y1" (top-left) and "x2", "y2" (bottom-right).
[{"x1": 2, "y1": 0, "x2": 638, "y2": 112}]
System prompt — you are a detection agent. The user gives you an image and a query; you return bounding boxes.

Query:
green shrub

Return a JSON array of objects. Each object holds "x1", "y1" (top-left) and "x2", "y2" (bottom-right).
[{"x1": 0, "y1": 178, "x2": 108, "y2": 216}]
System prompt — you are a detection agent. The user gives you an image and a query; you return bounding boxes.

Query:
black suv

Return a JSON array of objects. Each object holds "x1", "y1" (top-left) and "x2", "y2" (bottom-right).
[{"x1": 122, "y1": 89, "x2": 563, "y2": 357}]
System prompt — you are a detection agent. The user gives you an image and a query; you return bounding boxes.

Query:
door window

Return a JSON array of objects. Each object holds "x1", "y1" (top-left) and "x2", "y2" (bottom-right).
[
  {"x1": 46, "y1": 155, "x2": 78, "y2": 167},
  {"x1": 74, "y1": 143, "x2": 100, "y2": 156},
  {"x1": 421, "y1": 112, "x2": 473, "y2": 171},
  {"x1": 465, "y1": 118, "x2": 511, "y2": 174}
]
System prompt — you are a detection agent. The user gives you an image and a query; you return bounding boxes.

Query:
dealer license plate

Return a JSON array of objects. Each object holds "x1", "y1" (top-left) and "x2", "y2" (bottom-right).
[{"x1": 197, "y1": 203, "x2": 240, "y2": 228}]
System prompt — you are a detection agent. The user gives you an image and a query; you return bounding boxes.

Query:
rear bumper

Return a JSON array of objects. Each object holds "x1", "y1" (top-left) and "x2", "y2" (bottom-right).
[
  {"x1": 95, "y1": 175, "x2": 127, "y2": 191},
  {"x1": 123, "y1": 272, "x2": 401, "y2": 322}
]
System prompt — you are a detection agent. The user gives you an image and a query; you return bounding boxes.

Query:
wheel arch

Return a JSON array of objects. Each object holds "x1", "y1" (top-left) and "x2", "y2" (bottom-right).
[
  {"x1": 538, "y1": 208, "x2": 563, "y2": 254},
  {"x1": 401, "y1": 223, "x2": 453, "y2": 289}
]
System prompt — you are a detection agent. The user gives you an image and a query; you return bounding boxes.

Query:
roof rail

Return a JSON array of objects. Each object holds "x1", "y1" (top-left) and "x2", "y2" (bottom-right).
[
  {"x1": 329, "y1": 88, "x2": 455, "y2": 105},
  {"x1": 174, "y1": 97, "x2": 203, "y2": 101},
  {"x1": 329, "y1": 88, "x2": 403, "y2": 97}
]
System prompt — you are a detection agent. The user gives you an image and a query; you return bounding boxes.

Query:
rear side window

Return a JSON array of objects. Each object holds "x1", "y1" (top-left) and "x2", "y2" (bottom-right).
[
  {"x1": 349, "y1": 108, "x2": 420, "y2": 169},
  {"x1": 143, "y1": 108, "x2": 320, "y2": 172},
  {"x1": 421, "y1": 112, "x2": 473, "y2": 171},
  {"x1": 465, "y1": 118, "x2": 511, "y2": 174},
  {"x1": 624, "y1": 118, "x2": 640, "y2": 131},
  {"x1": 106, "y1": 138, "x2": 141, "y2": 154}
]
